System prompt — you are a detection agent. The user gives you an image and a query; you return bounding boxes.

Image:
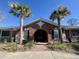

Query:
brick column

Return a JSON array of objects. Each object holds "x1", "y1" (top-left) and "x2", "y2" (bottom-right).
[{"x1": 48, "y1": 34, "x2": 52, "y2": 43}]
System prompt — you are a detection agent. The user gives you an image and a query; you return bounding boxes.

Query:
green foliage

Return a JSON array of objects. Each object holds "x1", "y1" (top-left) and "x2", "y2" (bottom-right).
[
  {"x1": 52, "y1": 43, "x2": 66, "y2": 49},
  {"x1": 49, "y1": 6, "x2": 70, "y2": 43},
  {"x1": 9, "y1": 2, "x2": 32, "y2": 18},
  {"x1": 49, "y1": 6, "x2": 70, "y2": 20},
  {"x1": 48, "y1": 42, "x2": 54, "y2": 49},
  {"x1": 48, "y1": 43, "x2": 72, "y2": 50},
  {"x1": 66, "y1": 43, "x2": 72, "y2": 48},
  {"x1": 49, "y1": 10, "x2": 58, "y2": 20},
  {"x1": 58, "y1": 6, "x2": 70, "y2": 16},
  {"x1": 9, "y1": 2, "x2": 32, "y2": 44},
  {"x1": 2, "y1": 43, "x2": 17, "y2": 52},
  {"x1": 23, "y1": 40, "x2": 35, "y2": 50}
]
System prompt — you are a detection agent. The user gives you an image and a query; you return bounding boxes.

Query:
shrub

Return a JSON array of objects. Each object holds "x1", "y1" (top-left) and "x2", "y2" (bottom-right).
[
  {"x1": 23, "y1": 40, "x2": 35, "y2": 50},
  {"x1": 66, "y1": 43, "x2": 72, "y2": 48},
  {"x1": 48, "y1": 42, "x2": 54, "y2": 50},
  {"x1": 2, "y1": 43, "x2": 17, "y2": 52},
  {"x1": 48, "y1": 43, "x2": 72, "y2": 50}
]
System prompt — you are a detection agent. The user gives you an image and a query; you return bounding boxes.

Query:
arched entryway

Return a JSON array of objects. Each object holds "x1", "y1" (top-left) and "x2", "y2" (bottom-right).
[{"x1": 34, "y1": 29, "x2": 48, "y2": 42}]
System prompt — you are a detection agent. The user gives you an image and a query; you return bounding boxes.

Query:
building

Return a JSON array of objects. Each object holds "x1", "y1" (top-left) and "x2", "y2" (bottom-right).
[{"x1": 0, "y1": 18, "x2": 79, "y2": 43}]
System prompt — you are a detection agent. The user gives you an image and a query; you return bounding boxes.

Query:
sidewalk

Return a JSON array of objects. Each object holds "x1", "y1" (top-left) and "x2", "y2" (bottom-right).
[{"x1": 0, "y1": 51, "x2": 79, "y2": 59}]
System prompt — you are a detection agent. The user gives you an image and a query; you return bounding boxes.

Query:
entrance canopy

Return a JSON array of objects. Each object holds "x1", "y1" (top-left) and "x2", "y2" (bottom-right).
[{"x1": 34, "y1": 29, "x2": 48, "y2": 42}]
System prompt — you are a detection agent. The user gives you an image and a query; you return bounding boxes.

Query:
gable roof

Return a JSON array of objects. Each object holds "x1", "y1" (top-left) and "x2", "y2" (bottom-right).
[
  {"x1": 24, "y1": 18, "x2": 58, "y2": 27},
  {"x1": 0, "y1": 26, "x2": 18, "y2": 31},
  {"x1": 0, "y1": 18, "x2": 79, "y2": 30},
  {"x1": 0, "y1": 18, "x2": 58, "y2": 30},
  {"x1": 63, "y1": 26, "x2": 79, "y2": 30}
]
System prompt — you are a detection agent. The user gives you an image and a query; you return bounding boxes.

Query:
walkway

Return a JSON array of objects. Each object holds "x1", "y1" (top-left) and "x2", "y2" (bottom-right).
[
  {"x1": 0, "y1": 51, "x2": 79, "y2": 59},
  {"x1": 30, "y1": 42, "x2": 50, "y2": 51}
]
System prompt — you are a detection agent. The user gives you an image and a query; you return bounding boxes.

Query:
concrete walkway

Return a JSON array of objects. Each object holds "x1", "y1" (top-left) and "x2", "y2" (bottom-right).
[{"x1": 0, "y1": 51, "x2": 79, "y2": 59}]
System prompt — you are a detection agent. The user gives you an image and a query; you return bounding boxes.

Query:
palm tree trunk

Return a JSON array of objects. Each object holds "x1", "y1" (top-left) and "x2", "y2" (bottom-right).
[
  {"x1": 20, "y1": 17, "x2": 24, "y2": 44},
  {"x1": 57, "y1": 18, "x2": 63, "y2": 43}
]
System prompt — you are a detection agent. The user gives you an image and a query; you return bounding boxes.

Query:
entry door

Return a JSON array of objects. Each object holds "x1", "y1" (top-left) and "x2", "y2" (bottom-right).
[{"x1": 34, "y1": 29, "x2": 48, "y2": 42}]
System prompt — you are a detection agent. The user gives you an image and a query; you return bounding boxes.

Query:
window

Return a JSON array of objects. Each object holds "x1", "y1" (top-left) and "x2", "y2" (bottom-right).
[
  {"x1": 71, "y1": 30, "x2": 79, "y2": 36},
  {"x1": 54, "y1": 29, "x2": 59, "y2": 40},
  {"x1": 24, "y1": 30, "x2": 29, "y2": 40},
  {"x1": 2, "y1": 31, "x2": 10, "y2": 36}
]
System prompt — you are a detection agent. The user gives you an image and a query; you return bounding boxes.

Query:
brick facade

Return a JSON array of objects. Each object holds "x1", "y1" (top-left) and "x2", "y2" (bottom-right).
[{"x1": 25, "y1": 20, "x2": 57, "y2": 43}]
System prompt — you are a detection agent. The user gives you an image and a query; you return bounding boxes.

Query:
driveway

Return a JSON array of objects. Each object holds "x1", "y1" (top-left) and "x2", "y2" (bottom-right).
[{"x1": 0, "y1": 51, "x2": 79, "y2": 59}]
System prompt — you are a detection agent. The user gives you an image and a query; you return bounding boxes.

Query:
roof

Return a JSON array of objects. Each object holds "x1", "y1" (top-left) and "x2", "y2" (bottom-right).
[
  {"x1": 63, "y1": 26, "x2": 79, "y2": 30},
  {"x1": 0, "y1": 18, "x2": 79, "y2": 30},
  {"x1": 0, "y1": 26, "x2": 19, "y2": 31},
  {"x1": 0, "y1": 18, "x2": 58, "y2": 30},
  {"x1": 24, "y1": 18, "x2": 58, "y2": 27}
]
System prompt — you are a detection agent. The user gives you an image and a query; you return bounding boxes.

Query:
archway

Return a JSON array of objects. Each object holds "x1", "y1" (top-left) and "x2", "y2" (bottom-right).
[{"x1": 34, "y1": 29, "x2": 48, "y2": 42}]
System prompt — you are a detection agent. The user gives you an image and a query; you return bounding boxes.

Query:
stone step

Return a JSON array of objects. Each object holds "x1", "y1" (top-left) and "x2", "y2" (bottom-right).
[{"x1": 30, "y1": 43, "x2": 50, "y2": 51}]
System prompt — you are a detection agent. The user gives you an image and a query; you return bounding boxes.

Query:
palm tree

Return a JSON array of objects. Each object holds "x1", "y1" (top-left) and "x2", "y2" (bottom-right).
[
  {"x1": 9, "y1": 2, "x2": 32, "y2": 44},
  {"x1": 50, "y1": 6, "x2": 70, "y2": 43}
]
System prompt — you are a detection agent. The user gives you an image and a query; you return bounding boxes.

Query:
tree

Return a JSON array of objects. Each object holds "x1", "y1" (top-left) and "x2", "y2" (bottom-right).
[
  {"x1": 9, "y1": 2, "x2": 32, "y2": 44},
  {"x1": 67, "y1": 18, "x2": 79, "y2": 26},
  {"x1": 49, "y1": 6, "x2": 70, "y2": 43}
]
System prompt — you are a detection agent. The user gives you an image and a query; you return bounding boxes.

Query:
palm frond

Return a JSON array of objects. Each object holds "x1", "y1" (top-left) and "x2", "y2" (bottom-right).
[
  {"x1": 49, "y1": 10, "x2": 58, "y2": 20},
  {"x1": 26, "y1": 12, "x2": 32, "y2": 17},
  {"x1": 9, "y1": 2, "x2": 32, "y2": 18},
  {"x1": 9, "y1": 9, "x2": 15, "y2": 13},
  {"x1": 58, "y1": 6, "x2": 70, "y2": 16}
]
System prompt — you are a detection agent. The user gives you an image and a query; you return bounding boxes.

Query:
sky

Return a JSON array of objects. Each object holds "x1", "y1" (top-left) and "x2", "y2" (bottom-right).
[{"x1": 0, "y1": 0, "x2": 79, "y2": 27}]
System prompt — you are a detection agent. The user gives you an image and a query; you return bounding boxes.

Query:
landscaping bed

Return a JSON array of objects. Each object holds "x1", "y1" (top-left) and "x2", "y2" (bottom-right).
[
  {"x1": 0, "y1": 41, "x2": 79, "y2": 55},
  {"x1": 48, "y1": 42, "x2": 79, "y2": 54},
  {"x1": 0, "y1": 40, "x2": 35, "y2": 52}
]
